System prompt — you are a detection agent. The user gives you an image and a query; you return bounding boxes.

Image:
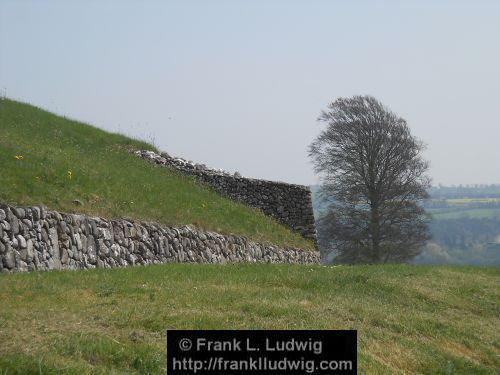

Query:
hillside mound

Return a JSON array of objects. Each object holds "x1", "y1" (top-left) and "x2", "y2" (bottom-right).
[{"x1": 0, "y1": 98, "x2": 314, "y2": 250}]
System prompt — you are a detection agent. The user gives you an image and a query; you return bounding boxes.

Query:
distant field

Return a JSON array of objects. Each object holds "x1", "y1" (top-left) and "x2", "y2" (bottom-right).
[
  {"x1": 429, "y1": 208, "x2": 500, "y2": 220},
  {"x1": 428, "y1": 186, "x2": 500, "y2": 200},
  {"x1": 446, "y1": 198, "x2": 500, "y2": 204},
  {"x1": 0, "y1": 264, "x2": 498, "y2": 374}
]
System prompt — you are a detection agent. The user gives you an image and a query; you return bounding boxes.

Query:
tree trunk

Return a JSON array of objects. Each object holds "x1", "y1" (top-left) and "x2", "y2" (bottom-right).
[{"x1": 371, "y1": 204, "x2": 381, "y2": 263}]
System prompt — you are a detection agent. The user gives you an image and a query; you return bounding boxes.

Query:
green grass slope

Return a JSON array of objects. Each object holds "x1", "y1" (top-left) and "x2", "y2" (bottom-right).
[
  {"x1": 0, "y1": 264, "x2": 498, "y2": 374},
  {"x1": 0, "y1": 98, "x2": 313, "y2": 250}
]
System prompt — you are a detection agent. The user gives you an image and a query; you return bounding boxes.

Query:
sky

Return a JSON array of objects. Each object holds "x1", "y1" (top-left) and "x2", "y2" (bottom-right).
[{"x1": 1, "y1": 0, "x2": 499, "y2": 186}]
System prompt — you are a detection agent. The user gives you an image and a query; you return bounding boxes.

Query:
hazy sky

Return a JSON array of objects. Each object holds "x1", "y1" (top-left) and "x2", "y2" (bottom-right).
[{"x1": 1, "y1": 0, "x2": 499, "y2": 186}]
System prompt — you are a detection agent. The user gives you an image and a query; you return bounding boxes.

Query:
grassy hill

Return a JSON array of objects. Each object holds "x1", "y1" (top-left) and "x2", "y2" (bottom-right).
[
  {"x1": 0, "y1": 98, "x2": 313, "y2": 250},
  {"x1": 2, "y1": 99, "x2": 499, "y2": 374},
  {"x1": 0, "y1": 264, "x2": 498, "y2": 374}
]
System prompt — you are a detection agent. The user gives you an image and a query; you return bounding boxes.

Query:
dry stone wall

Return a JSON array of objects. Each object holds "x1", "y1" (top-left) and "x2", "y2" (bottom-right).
[
  {"x1": 0, "y1": 203, "x2": 320, "y2": 273},
  {"x1": 134, "y1": 150, "x2": 317, "y2": 242}
]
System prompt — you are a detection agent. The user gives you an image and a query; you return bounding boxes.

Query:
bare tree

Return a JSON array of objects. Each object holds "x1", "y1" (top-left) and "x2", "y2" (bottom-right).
[{"x1": 309, "y1": 96, "x2": 431, "y2": 264}]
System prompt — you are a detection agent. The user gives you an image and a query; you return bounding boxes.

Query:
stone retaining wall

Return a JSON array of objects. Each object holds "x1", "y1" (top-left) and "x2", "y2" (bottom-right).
[
  {"x1": 134, "y1": 150, "x2": 317, "y2": 241},
  {"x1": 0, "y1": 203, "x2": 320, "y2": 273}
]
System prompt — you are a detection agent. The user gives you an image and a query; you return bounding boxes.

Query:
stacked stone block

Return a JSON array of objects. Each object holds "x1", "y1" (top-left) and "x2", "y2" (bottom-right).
[
  {"x1": 134, "y1": 150, "x2": 317, "y2": 241},
  {"x1": 0, "y1": 203, "x2": 320, "y2": 273}
]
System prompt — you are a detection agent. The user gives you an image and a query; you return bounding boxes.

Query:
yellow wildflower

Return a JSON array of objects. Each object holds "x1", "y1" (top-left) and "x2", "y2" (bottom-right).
[
  {"x1": 14, "y1": 155, "x2": 23, "y2": 160},
  {"x1": 67, "y1": 170, "x2": 72, "y2": 180}
]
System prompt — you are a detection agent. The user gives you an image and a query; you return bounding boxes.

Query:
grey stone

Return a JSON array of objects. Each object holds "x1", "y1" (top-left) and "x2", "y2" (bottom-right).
[
  {"x1": 48, "y1": 228, "x2": 58, "y2": 247},
  {"x1": 61, "y1": 248, "x2": 69, "y2": 264},
  {"x1": 19, "y1": 247, "x2": 29, "y2": 261},
  {"x1": 98, "y1": 227, "x2": 112, "y2": 241},
  {"x1": 97, "y1": 239, "x2": 109, "y2": 256},
  {"x1": 13, "y1": 207, "x2": 25, "y2": 219},
  {"x1": 41, "y1": 228, "x2": 48, "y2": 242},
  {"x1": 110, "y1": 243, "x2": 121, "y2": 259},
  {"x1": 39, "y1": 205, "x2": 47, "y2": 219},
  {"x1": 75, "y1": 233, "x2": 83, "y2": 250},
  {"x1": 1, "y1": 221, "x2": 10, "y2": 231},
  {"x1": 3, "y1": 249, "x2": 15, "y2": 269},
  {"x1": 32, "y1": 206, "x2": 41, "y2": 220},
  {"x1": 90, "y1": 220, "x2": 97, "y2": 236},
  {"x1": 17, "y1": 235, "x2": 27, "y2": 249},
  {"x1": 10, "y1": 216, "x2": 19, "y2": 235},
  {"x1": 22, "y1": 219, "x2": 33, "y2": 229},
  {"x1": 26, "y1": 239, "x2": 34, "y2": 260}
]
